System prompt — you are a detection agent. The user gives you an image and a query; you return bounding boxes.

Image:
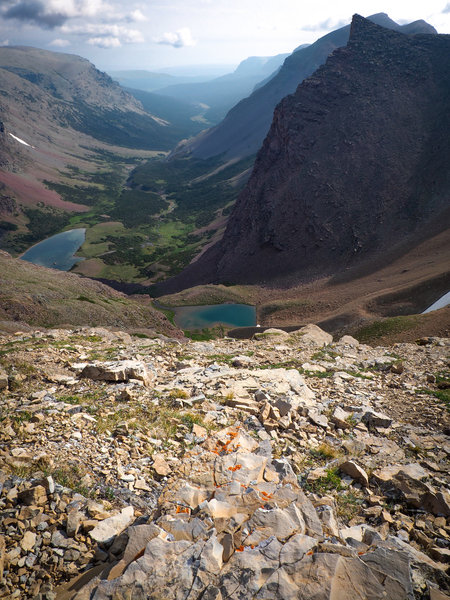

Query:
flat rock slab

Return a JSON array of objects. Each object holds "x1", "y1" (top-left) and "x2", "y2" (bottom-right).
[
  {"x1": 81, "y1": 360, "x2": 154, "y2": 386},
  {"x1": 89, "y1": 506, "x2": 134, "y2": 544}
]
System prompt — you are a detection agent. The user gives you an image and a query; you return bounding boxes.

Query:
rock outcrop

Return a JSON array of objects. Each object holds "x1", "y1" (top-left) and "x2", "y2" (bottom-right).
[{"x1": 0, "y1": 324, "x2": 448, "y2": 598}]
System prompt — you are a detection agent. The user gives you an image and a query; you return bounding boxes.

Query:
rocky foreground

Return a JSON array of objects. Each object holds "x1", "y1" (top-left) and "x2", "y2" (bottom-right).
[{"x1": 0, "y1": 324, "x2": 449, "y2": 599}]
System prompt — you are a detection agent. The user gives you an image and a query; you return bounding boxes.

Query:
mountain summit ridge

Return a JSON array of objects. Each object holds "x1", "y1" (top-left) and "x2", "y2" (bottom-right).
[
  {"x1": 158, "y1": 15, "x2": 450, "y2": 294},
  {"x1": 176, "y1": 13, "x2": 437, "y2": 162}
]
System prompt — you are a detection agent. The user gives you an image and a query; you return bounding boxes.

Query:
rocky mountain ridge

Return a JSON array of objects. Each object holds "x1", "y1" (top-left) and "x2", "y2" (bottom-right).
[
  {"x1": 176, "y1": 13, "x2": 437, "y2": 162},
  {"x1": 161, "y1": 15, "x2": 450, "y2": 293},
  {"x1": 0, "y1": 323, "x2": 448, "y2": 598}
]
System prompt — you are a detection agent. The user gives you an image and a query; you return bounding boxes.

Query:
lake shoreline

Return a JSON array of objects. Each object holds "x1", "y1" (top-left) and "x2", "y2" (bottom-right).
[{"x1": 20, "y1": 228, "x2": 86, "y2": 271}]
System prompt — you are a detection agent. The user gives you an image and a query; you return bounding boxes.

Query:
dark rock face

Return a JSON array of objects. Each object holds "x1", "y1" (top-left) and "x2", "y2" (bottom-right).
[
  {"x1": 182, "y1": 14, "x2": 437, "y2": 161},
  {"x1": 160, "y1": 16, "x2": 450, "y2": 293}
]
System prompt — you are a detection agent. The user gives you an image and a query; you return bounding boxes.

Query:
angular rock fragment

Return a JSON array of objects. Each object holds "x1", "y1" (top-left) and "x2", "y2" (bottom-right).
[
  {"x1": 89, "y1": 506, "x2": 134, "y2": 544},
  {"x1": 340, "y1": 460, "x2": 369, "y2": 487},
  {"x1": 81, "y1": 360, "x2": 154, "y2": 386},
  {"x1": 290, "y1": 324, "x2": 333, "y2": 347}
]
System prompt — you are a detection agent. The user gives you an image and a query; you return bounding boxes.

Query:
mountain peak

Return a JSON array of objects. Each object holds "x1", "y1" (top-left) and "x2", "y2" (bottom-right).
[{"x1": 159, "y1": 16, "x2": 450, "y2": 292}]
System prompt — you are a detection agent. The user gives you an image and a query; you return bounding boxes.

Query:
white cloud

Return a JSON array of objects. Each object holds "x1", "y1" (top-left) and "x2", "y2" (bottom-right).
[
  {"x1": 155, "y1": 27, "x2": 196, "y2": 48},
  {"x1": 50, "y1": 38, "x2": 70, "y2": 46},
  {"x1": 88, "y1": 36, "x2": 121, "y2": 48},
  {"x1": 128, "y1": 9, "x2": 147, "y2": 22},
  {"x1": 61, "y1": 23, "x2": 144, "y2": 43},
  {"x1": 0, "y1": 40, "x2": 10, "y2": 46}
]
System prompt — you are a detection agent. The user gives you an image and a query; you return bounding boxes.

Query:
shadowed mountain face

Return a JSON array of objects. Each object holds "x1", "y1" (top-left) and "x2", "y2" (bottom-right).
[
  {"x1": 157, "y1": 16, "x2": 450, "y2": 294},
  {"x1": 179, "y1": 14, "x2": 437, "y2": 161}
]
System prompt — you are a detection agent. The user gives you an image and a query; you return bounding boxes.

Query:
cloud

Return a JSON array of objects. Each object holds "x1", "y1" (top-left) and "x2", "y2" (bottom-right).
[
  {"x1": 301, "y1": 17, "x2": 347, "y2": 32},
  {"x1": 155, "y1": 27, "x2": 196, "y2": 48},
  {"x1": 3, "y1": 1, "x2": 66, "y2": 28},
  {"x1": 49, "y1": 38, "x2": 70, "y2": 46},
  {"x1": 0, "y1": 0, "x2": 109, "y2": 28},
  {"x1": 88, "y1": 36, "x2": 121, "y2": 48},
  {"x1": 127, "y1": 8, "x2": 146, "y2": 22},
  {"x1": 61, "y1": 22, "x2": 144, "y2": 44},
  {"x1": 0, "y1": 40, "x2": 10, "y2": 46},
  {"x1": 443, "y1": 3, "x2": 450, "y2": 13}
]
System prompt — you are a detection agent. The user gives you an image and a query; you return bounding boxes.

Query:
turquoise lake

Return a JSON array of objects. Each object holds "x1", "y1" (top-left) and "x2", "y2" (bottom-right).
[
  {"x1": 20, "y1": 228, "x2": 86, "y2": 271},
  {"x1": 173, "y1": 303, "x2": 256, "y2": 330}
]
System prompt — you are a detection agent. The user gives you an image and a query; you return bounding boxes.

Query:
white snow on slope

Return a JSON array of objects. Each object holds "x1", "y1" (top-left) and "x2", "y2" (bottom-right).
[{"x1": 8, "y1": 132, "x2": 34, "y2": 148}]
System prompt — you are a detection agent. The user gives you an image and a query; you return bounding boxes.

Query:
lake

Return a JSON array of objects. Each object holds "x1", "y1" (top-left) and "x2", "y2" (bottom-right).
[
  {"x1": 173, "y1": 303, "x2": 256, "y2": 330},
  {"x1": 20, "y1": 228, "x2": 86, "y2": 271}
]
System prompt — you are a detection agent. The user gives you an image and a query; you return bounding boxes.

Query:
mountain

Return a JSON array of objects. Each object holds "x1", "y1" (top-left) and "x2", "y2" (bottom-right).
[
  {"x1": 123, "y1": 87, "x2": 208, "y2": 138},
  {"x1": 156, "y1": 53, "x2": 290, "y2": 123},
  {"x1": 0, "y1": 46, "x2": 191, "y2": 153},
  {"x1": 0, "y1": 250, "x2": 180, "y2": 335},
  {"x1": 108, "y1": 69, "x2": 224, "y2": 92},
  {"x1": 0, "y1": 46, "x2": 206, "y2": 254},
  {"x1": 157, "y1": 15, "x2": 450, "y2": 294},
  {"x1": 178, "y1": 14, "x2": 437, "y2": 161}
]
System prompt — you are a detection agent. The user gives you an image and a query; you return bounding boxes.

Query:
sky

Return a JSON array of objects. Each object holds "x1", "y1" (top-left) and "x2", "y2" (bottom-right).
[{"x1": 0, "y1": 0, "x2": 449, "y2": 73}]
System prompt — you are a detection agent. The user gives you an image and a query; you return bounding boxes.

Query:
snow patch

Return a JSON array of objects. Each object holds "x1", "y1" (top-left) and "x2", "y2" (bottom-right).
[
  {"x1": 150, "y1": 115, "x2": 170, "y2": 126},
  {"x1": 8, "y1": 133, "x2": 34, "y2": 148}
]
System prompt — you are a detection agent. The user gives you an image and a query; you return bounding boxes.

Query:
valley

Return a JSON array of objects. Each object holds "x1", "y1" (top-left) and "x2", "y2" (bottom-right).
[
  {"x1": 0, "y1": 15, "x2": 448, "y2": 342},
  {"x1": 0, "y1": 8, "x2": 449, "y2": 600}
]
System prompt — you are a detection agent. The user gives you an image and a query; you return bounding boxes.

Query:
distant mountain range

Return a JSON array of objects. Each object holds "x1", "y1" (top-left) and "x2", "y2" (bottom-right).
[
  {"x1": 153, "y1": 53, "x2": 290, "y2": 123},
  {"x1": 109, "y1": 55, "x2": 290, "y2": 125},
  {"x1": 176, "y1": 13, "x2": 437, "y2": 161},
  {"x1": 157, "y1": 15, "x2": 450, "y2": 294}
]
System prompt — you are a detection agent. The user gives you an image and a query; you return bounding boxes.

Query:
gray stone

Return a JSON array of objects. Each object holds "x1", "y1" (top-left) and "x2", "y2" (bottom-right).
[
  {"x1": 89, "y1": 506, "x2": 134, "y2": 544},
  {"x1": 81, "y1": 360, "x2": 153, "y2": 386},
  {"x1": 289, "y1": 324, "x2": 333, "y2": 347},
  {"x1": 340, "y1": 460, "x2": 369, "y2": 486},
  {"x1": 362, "y1": 409, "x2": 393, "y2": 429},
  {"x1": 0, "y1": 367, "x2": 8, "y2": 390}
]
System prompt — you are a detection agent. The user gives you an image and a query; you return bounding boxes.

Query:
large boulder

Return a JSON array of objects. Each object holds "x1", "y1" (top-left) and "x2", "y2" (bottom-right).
[
  {"x1": 289, "y1": 324, "x2": 333, "y2": 347},
  {"x1": 81, "y1": 360, "x2": 154, "y2": 386}
]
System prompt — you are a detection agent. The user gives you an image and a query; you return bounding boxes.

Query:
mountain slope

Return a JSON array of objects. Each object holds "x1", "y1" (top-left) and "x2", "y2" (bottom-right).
[
  {"x1": 0, "y1": 46, "x2": 189, "y2": 153},
  {"x1": 0, "y1": 46, "x2": 201, "y2": 257},
  {"x1": 157, "y1": 15, "x2": 450, "y2": 293},
  {"x1": 179, "y1": 14, "x2": 437, "y2": 161},
  {"x1": 156, "y1": 53, "x2": 289, "y2": 124},
  {"x1": 0, "y1": 250, "x2": 179, "y2": 336}
]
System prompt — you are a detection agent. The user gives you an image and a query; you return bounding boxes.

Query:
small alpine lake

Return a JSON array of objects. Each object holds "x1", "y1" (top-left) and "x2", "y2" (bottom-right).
[
  {"x1": 20, "y1": 228, "x2": 86, "y2": 271},
  {"x1": 172, "y1": 303, "x2": 256, "y2": 330}
]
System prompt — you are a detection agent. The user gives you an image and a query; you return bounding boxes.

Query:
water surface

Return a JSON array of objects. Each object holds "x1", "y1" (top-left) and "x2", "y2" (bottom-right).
[
  {"x1": 173, "y1": 303, "x2": 256, "y2": 330},
  {"x1": 21, "y1": 228, "x2": 86, "y2": 271}
]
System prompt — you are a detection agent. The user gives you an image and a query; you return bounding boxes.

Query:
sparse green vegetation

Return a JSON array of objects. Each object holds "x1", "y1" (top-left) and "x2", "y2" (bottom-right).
[
  {"x1": 51, "y1": 463, "x2": 93, "y2": 497},
  {"x1": 305, "y1": 468, "x2": 344, "y2": 494},
  {"x1": 184, "y1": 326, "x2": 225, "y2": 341},
  {"x1": 77, "y1": 295, "x2": 96, "y2": 304},
  {"x1": 336, "y1": 491, "x2": 364, "y2": 522},
  {"x1": 354, "y1": 315, "x2": 420, "y2": 343},
  {"x1": 310, "y1": 443, "x2": 341, "y2": 462},
  {"x1": 5, "y1": 206, "x2": 71, "y2": 253},
  {"x1": 311, "y1": 348, "x2": 339, "y2": 361}
]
